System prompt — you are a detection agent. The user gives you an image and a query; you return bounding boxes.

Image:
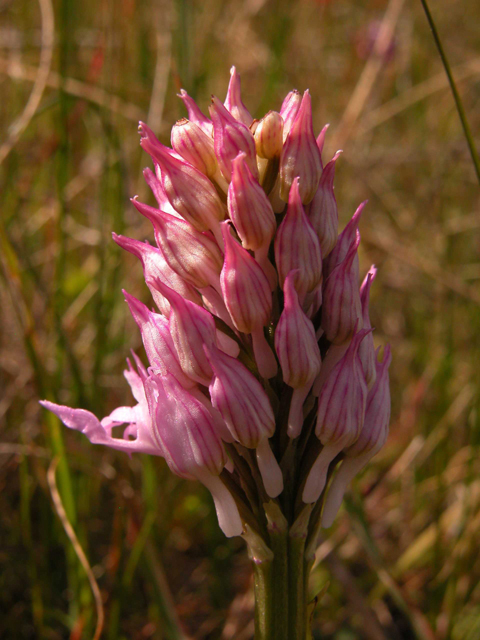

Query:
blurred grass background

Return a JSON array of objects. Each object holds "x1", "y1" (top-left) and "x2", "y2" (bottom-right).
[{"x1": 1, "y1": 0, "x2": 479, "y2": 637}]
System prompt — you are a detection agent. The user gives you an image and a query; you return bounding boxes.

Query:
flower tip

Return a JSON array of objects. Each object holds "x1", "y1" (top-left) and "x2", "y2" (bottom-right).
[
  {"x1": 344, "y1": 234, "x2": 361, "y2": 268},
  {"x1": 231, "y1": 150, "x2": 247, "y2": 170},
  {"x1": 138, "y1": 121, "x2": 150, "y2": 138},
  {"x1": 122, "y1": 287, "x2": 137, "y2": 303},
  {"x1": 288, "y1": 177, "x2": 302, "y2": 204},
  {"x1": 356, "y1": 200, "x2": 368, "y2": 217},
  {"x1": 220, "y1": 219, "x2": 233, "y2": 238},
  {"x1": 301, "y1": 89, "x2": 312, "y2": 106},
  {"x1": 283, "y1": 269, "x2": 301, "y2": 298},
  {"x1": 124, "y1": 291, "x2": 150, "y2": 324},
  {"x1": 381, "y1": 343, "x2": 393, "y2": 368}
]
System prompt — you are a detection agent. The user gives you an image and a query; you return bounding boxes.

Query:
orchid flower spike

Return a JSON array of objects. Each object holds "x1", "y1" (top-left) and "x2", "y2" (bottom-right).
[{"x1": 40, "y1": 69, "x2": 390, "y2": 551}]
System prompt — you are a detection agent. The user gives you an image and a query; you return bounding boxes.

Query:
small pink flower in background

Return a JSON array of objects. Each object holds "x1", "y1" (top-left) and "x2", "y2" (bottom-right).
[
  {"x1": 41, "y1": 67, "x2": 391, "y2": 541},
  {"x1": 355, "y1": 19, "x2": 397, "y2": 62}
]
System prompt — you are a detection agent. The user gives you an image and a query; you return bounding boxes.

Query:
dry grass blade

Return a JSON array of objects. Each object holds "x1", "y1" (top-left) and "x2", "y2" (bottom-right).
[
  {"x1": 358, "y1": 57, "x2": 480, "y2": 134},
  {"x1": 362, "y1": 227, "x2": 480, "y2": 305},
  {"x1": 0, "y1": 0, "x2": 54, "y2": 164},
  {"x1": 0, "y1": 58, "x2": 146, "y2": 124},
  {"x1": 47, "y1": 457, "x2": 105, "y2": 640},
  {"x1": 146, "y1": 2, "x2": 173, "y2": 136}
]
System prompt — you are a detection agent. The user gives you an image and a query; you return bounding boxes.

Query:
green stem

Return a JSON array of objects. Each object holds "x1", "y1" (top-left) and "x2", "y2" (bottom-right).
[
  {"x1": 288, "y1": 536, "x2": 307, "y2": 638},
  {"x1": 419, "y1": 0, "x2": 480, "y2": 184},
  {"x1": 288, "y1": 506, "x2": 312, "y2": 640},
  {"x1": 270, "y1": 529, "x2": 289, "y2": 639},
  {"x1": 250, "y1": 503, "x2": 312, "y2": 639},
  {"x1": 253, "y1": 559, "x2": 274, "y2": 639}
]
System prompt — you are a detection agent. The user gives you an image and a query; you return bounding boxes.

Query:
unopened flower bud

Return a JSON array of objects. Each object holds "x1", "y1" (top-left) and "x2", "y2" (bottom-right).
[
  {"x1": 306, "y1": 150, "x2": 341, "y2": 258},
  {"x1": 224, "y1": 66, "x2": 253, "y2": 126},
  {"x1": 142, "y1": 167, "x2": 183, "y2": 218},
  {"x1": 177, "y1": 88, "x2": 213, "y2": 136},
  {"x1": 279, "y1": 90, "x2": 322, "y2": 204},
  {"x1": 274, "y1": 178, "x2": 323, "y2": 301},
  {"x1": 280, "y1": 89, "x2": 302, "y2": 141},
  {"x1": 227, "y1": 152, "x2": 276, "y2": 251},
  {"x1": 303, "y1": 329, "x2": 369, "y2": 503},
  {"x1": 209, "y1": 96, "x2": 258, "y2": 182},
  {"x1": 324, "y1": 201, "x2": 365, "y2": 279},
  {"x1": 123, "y1": 291, "x2": 196, "y2": 390},
  {"x1": 132, "y1": 198, "x2": 223, "y2": 290},
  {"x1": 205, "y1": 345, "x2": 283, "y2": 498},
  {"x1": 171, "y1": 118, "x2": 218, "y2": 178},
  {"x1": 254, "y1": 111, "x2": 284, "y2": 159},
  {"x1": 220, "y1": 223, "x2": 277, "y2": 378},
  {"x1": 112, "y1": 233, "x2": 202, "y2": 315},
  {"x1": 322, "y1": 234, "x2": 362, "y2": 345},
  {"x1": 148, "y1": 277, "x2": 216, "y2": 385},
  {"x1": 321, "y1": 345, "x2": 391, "y2": 527},
  {"x1": 275, "y1": 272, "x2": 321, "y2": 437},
  {"x1": 145, "y1": 371, "x2": 226, "y2": 477},
  {"x1": 139, "y1": 122, "x2": 225, "y2": 236}
]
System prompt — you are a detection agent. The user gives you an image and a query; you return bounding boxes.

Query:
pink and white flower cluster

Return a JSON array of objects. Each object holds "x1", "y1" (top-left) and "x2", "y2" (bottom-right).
[{"x1": 41, "y1": 68, "x2": 391, "y2": 537}]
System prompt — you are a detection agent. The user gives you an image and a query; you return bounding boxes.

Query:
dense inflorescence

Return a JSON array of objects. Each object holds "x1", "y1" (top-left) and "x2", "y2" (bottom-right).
[{"x1": 41, "y1": 67, "x2": 391, "y2": 539}]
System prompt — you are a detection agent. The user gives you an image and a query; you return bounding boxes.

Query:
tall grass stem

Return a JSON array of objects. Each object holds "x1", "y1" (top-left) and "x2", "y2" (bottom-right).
[{"x1": 419, "y1": 0, "x2": 480, "y2": 184}]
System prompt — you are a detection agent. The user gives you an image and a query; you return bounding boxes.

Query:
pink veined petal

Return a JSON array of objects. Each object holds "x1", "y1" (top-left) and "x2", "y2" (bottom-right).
[
  {"x1": 132, "y1": 197, "x2": 223, "y2": 290},
  {"x1": 209, "y1": 96, "x2": 258, "y2": 182},
  {"x1": 177, "y1": 88, "x2": 213, "y2": 136},
  {"x1": 279, "y1": 90, "x2": 322, "y2": 204},
  {"x1": 223, "y1": 66, "x2": 253, "y2": 127},
  {"x1": 274, "y1": 177, "x2": 323, "y2": 301}
]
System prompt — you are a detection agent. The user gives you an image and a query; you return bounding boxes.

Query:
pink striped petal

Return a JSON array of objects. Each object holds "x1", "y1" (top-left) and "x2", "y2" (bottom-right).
[
  {"x1": 132, "y1": 198, "x2": 223, "y2": 289},
  {"x1": 224, "y1": 66, "x2": 253, "y2": 126},
  {"x1": 358, "y1": 266, "x2": 378, "y2": 389},
  {"x1": 306, "y1": 150, "x2": 341, "y2": 258},
  {"x1": 274, "y1": 177, "x2": 323, "y2": 300},
  {"x1": 139, "y1": 122, "x2": 225, "y2": 234},
  {"x1": 321, "y1": 234, "x2": 362, "y2": 345},
  {"x1": 209, "y1": 96, "x2": 258, "y2": 182},
  {"x1": 171, "y1": 118, "x2": 218, "y2": 178},
  {"x1": 177, "y1": 89, "x2": 213, "y2": 136},
  {"x1": 279, "y1": 90, "x2": 322, "y2": 204},
  {"x1": 148, "y1": 277, "x2": 216, "y2": 385},
  {"x1": 112, "y1": 233, "x2": 202, "y2": 316},
  {"x1": 227, "y1": 152, "x2": 276, "y2": 251}
]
